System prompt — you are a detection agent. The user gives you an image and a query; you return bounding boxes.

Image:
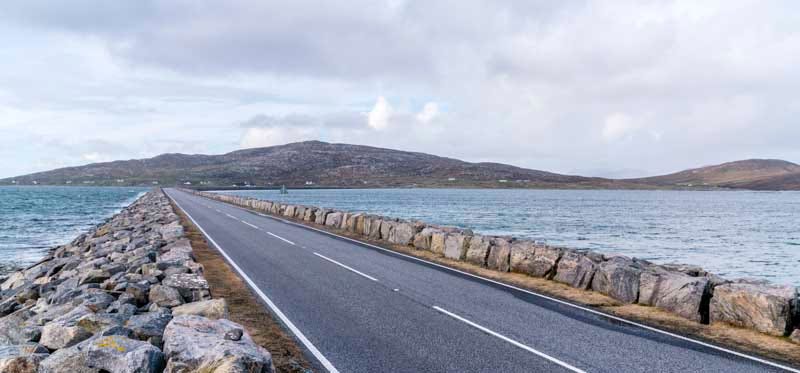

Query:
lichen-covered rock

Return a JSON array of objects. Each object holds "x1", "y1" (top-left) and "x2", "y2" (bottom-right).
[
  {"x1": 162, "y1": 273, "x2": 210, "y2": 302},
  {"x1": 163, "y1": 315, "x2": 275, "y2": 373},
  {"x1": 430, "y1": 231, "x2": 447, "y2": 255},
  {"x1": 159, "y1": 222, "x2": 184, "y2": 242},
  {"x1": 512, "y1": 243, "x2": 561, "y2": 279},
  {"x1": 552, "y1": 251, "x2": 598, "y2": 290},
  {"x1": 591, "y1": 256, "x2": 644, "y2": 304},
  {"x1": 149, "y1": 284, "x2": 184, "y2": 308},
  {"x1": 314, "y1": 209, "x2": 330, "y2": 225},
  {"x1": 443, "y1": 233, "x2": 471, "y2": 260},
  {"x1": 324, "y1": 212, "x2": 343, "y2": 228},
  {"x1": 412, "y1": 227, "x2": 438, "y2": 251},
  {"x1": 0, "y1": 343, "x2": 49, "y2": 373},
  {"x1": 389, "y1": 222, "x2": 418, "y2": 246},
  {"x1": 710, "y1": 280, "x2": 797, "y2": 336},
  {"x1": 86, "y1": 335, "x2": 165, "y2": 373},
  {"x1": 157, "y1": 240, "x2": 194, "y2": 269},
  {"x1": 639, "y1": 267, "x2": 710, "y2": 322},
  {"x1": 40, "y1": 305, "x2": 95, "y2": 350},
  {"x1": 172, "y1": 299, "x2": 229, "y2": 320},
  {"x1": 379, "y1": 219, "x2": 395, "y2": 241},
  {"x1": 465, "y1": 235, "x2": 492, "y2": 267},
  {"x1": 486, "y1": 237, "x2": 512, "y2": 272},
  {"x1": 125, "y1": 312, "x2": 173, "y2": 346}
]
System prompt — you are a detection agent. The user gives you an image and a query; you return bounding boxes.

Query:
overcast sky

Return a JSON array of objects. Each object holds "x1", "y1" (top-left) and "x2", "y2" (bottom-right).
[{"x1": 2, "y1": 1, "x2": 799, "y2": 179}]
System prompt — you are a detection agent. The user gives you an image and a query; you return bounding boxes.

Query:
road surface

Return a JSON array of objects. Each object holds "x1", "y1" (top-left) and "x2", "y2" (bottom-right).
[{"x1": 165, "y1": 188, "x2": 796, "y2": 373}]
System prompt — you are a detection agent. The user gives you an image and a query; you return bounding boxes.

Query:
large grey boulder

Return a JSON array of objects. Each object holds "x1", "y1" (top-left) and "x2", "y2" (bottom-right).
[
  {"x1": 591, "y1": 256, "x2": 644, "y2": 304},
  {"x1": 148, "y1": 284, "x2": 184, "y2": 308},
  {"x1": 40, "y1": 305, "x2": 95, "y2": 350},
  {"x1": 510, "y1": 240, "x2": 562, "y2": 278},
  {"x1": 389, "y1": 222, "x2": 418, "y2": 246},
  {"x1": 159, "y1": 222, "x2": 184, "y2": 242},
  {"x1": 412, "y1": 227, "x2": 438, "y2": 251},
  {"x1": 162, "y1": 273, "x2": 210, "y2": 302},
  {"x1": 638, "y1": 266, "x2": 710, "y2": 322},
  {"x1": 163, "y1": 315, "x2": 275, "y2": 373},
  {"x1": 172, "y1": 299, "x2": 229, "y2": 320},
  {"x1": 125, "y1": 312, "x2": 173, "y2": 346},
  {"x1": 486, "y1": 237, "x2": 512, "y2": 272},
  {"x1": 0, "y1": 343, "x2": 49, "y2": 373},
  {"x1": 710, "y1": 280, "x2": 798, "y2": 336},
  {"x1": 430, "y1": 232, "x2": 447, "y2": 255},
  {"x1": 465, "y1": 235, "x2": 492, "y2": 267},
  {"x1": 791, "y1": 329, "x2": 800, "y2": 344},
  {"x1": 314, "y1": 209, "x2": 330, "y2": 225},
  {"x1": 443, "y1": 233, "x2": 472, "y2": 260},
  {"x1": 553, "y1": 251, "x2": 598, "y2": 290},
  {"x1": 157, "y1": 240, "x2": 194, "y2": 269},
  {"x1": 85, "y1": 335, "x2": 165, "y2": 373},
  {"x1": 324, "y1": 212, "x2": 343, "y2": 228}
]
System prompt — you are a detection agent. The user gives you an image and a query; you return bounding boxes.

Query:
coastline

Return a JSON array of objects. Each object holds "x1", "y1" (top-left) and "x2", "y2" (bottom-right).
[{"x1": 0, "y1": 189, "x2": 277, "y2": 371}]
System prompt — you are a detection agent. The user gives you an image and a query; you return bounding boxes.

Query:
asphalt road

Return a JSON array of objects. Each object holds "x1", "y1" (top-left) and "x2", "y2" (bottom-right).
[{"x1": 165, "y1": 188, "x2": 797, "y2": 373}]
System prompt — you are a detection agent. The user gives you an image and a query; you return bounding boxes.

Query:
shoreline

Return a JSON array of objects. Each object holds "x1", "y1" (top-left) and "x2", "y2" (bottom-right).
[{"x1": 0, "y1": 189, "x2": 277, "y2": 371}]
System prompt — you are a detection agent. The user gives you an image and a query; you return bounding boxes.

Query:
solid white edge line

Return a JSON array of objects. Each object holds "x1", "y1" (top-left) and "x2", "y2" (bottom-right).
[
  {"x1": 313, "y1": 252, "x2": 379, "y2": 282},
  {"x1": 241, "y1": 220, "x2": 260, "y2": 230},
  {"x1": 433, "y1": 306, "x2": 586, "y2": 373},
  {"x1": 202, "y1": 194, "x2": 800, "y2": 373},
  {"x1": 267, "y1": 231, "x2": 296, "y2": 246},
  {"x1": 166, "y1": 190, "x2": 340, "y2": 373}
]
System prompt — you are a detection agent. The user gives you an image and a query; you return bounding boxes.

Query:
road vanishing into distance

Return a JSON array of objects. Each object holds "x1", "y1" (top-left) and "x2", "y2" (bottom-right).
[{"x1": 165, "y1": 188, "x2": 798, "y2": 373}]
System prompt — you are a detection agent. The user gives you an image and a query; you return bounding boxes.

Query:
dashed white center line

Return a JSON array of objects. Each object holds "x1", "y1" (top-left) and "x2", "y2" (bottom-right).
[
  {"x1": 241, "y1": 220, "x2": 260, "y2": 230},
  {"x1": 267, "y1": 232, "x2": 296, "y2": 246},
  {"x1": 225, "y1": 213, "x2": 237, "y2": 220},
  {"x1": 313, "y1": 252, "x2": 379, "y2": 282},
  {"x1": 432, "y1": 306, "x2": 586, "y2": 373}
]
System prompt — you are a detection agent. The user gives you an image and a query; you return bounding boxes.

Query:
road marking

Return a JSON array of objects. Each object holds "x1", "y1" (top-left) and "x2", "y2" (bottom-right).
[
  {"x1": 215, "y1": 198, "x2": 800, "y2": 373},
  {"x1": 313, "y1": 252, "x2": 379, "y2": 282},
  {"x1": 241, "y1": 220, "x2": 260, "y2": 230},
  {"x1": 166, "y1": 191, "x2": 340, "y2": 373},
  {"x1": 433, "y1": 306, "x2": 586, "y2": 373},
  {"x1": 267, "y1": 231, "x2": 295, "y2": 245},
  {"x1": 225, "y1": 213, "x2": 238, "y2": 220}
]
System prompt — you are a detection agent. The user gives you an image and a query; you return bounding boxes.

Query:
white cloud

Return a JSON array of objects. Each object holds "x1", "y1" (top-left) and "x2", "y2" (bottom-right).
[
  {"x1": 81, "y1": 152, "x2": 103, "y2": 162},
  {"x1": 367, "y1": 96, "x2": 393, "y2": 130},
  {"x1": 602, "y1": 113, "x2": 639, "y2": 142},
  {"x1": 416, "y1": 102, "x2": 439, "y2": 124},
  {"x1": 2, "y1": 1, "x2": 800, "y2": 178}
]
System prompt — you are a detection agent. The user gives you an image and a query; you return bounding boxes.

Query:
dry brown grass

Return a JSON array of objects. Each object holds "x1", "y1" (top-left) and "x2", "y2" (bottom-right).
[{"x1": 170, "y1": 200, "x2": 313, "y2": 373}]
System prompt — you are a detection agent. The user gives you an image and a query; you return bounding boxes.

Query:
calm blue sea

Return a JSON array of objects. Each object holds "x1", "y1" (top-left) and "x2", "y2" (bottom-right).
[
  {"x1": 0, "y1": 186, "x2": 147, "y2": 274},
  {"x1": 222, "y1": 188, "x2": 800, "y2": 286}
]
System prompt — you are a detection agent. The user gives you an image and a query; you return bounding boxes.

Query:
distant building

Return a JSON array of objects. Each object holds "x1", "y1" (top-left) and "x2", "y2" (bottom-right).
[
  {"x1": 305, "y1": 181, "x2": 314, "y2": 185},
  {"x1": 65, "y1": 180, "x2": 72, "y2": 184},
  {"x1": 32, "y1": 181, "x2": 38, "y2": 185},
  {"x1": 448, "y1": 177, "x2": 456, "y2": 181},
  {"x1": 183, "y1": 181, "x2": 192, "y2": 185},
  {"x1": 116, "y1": 179, "x2": 125, "y2": 183},
  {"x1": 11, "y1": 180, "x2": 17, "y2": 184},
  {"x1": 498, "y1": 179, "x2": 508, "y2": 183},
  {"x1": 152, "y1": 181, "x2": 159, "y2": 185}
]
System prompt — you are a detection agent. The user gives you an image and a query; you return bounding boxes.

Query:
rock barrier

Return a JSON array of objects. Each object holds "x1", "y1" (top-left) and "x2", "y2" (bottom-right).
[
  {"x1": 0, "y1": 190, "x2": 275, "y2": 372},
  {"x1": 190, "y1": 189, "x2": 799, "y2": 341}
]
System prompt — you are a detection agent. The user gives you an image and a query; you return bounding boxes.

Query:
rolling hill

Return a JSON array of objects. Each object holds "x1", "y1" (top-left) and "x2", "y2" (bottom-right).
[{"x1": 1, "y1": 141, "x2": 798, "y2": 190}]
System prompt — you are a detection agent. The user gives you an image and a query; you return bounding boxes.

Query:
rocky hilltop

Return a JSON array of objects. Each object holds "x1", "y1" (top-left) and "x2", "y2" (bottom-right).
[
  {"x1": 2, "y1": 141, "x2": 799, "y2": 190},
  {"x1": 630, "y1": 159, "x2": 800, "y2": 189},
  {"x1": 0, "y1": 190, "x2": 274, "y2": 372}
]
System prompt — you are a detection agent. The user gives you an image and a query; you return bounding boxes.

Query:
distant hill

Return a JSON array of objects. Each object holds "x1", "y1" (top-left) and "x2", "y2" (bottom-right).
[
  {"x1": 1, "y1": 141, "x2": 798, "y2": 190},
  {"x1": 629, "y1": 159, "x2": 800, "y2": 190}
]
